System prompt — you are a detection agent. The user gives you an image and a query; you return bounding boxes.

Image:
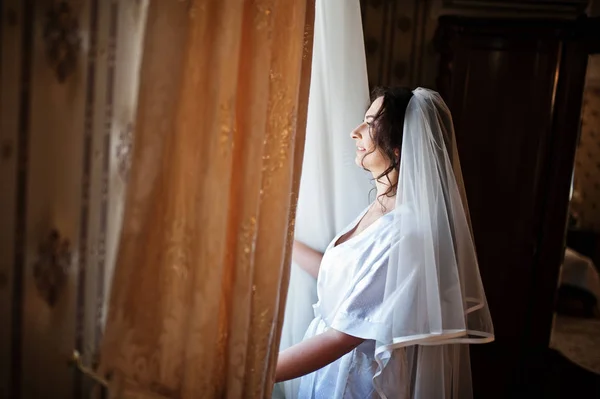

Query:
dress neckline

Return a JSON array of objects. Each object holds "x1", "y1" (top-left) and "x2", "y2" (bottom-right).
[{"x1": 332, "y1": 203, "x2": 393, "y2": 249}]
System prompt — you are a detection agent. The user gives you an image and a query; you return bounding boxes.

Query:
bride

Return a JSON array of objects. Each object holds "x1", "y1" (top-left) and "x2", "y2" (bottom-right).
[{"x1": 275, "y1": 87, "x2": 494, "y2": 398}]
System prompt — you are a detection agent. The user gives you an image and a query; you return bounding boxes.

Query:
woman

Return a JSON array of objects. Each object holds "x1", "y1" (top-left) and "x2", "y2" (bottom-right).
[{"x1": 275, "y1": 87, "x2": 494, "y2": 398}]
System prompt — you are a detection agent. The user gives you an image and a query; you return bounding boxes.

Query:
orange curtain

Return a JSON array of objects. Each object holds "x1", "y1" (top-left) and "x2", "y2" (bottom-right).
[{"x1": 98, "y1": 0, "x2": 315, "y2": 397}]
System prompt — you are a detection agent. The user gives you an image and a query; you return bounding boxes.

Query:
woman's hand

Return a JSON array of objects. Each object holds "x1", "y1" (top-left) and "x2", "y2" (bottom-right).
[
  {"x1": 292, "y1": 241, "x2": 324, "y2": 279},
  {"x1": 275, "y1": 329, "x2": 364, "y2": 382}
]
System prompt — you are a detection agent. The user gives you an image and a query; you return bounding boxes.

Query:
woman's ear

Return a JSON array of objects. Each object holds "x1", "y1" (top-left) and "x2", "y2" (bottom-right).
[{"x1": 394, "y1": 148, "x2": 400, "y2": 159}]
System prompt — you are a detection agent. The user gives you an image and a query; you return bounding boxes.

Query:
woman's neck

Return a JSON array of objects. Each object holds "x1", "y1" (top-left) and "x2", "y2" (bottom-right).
[
  {"x1": 373, "y1": 169, "x2": 398, "y2": 196},
  {"x1": 373, "y1": 169, "x2": 398, "y2": 211}
]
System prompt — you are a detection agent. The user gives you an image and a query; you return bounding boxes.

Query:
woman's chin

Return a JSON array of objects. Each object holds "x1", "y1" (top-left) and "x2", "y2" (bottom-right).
[
  {"x1": 355, "y1": 157, "x2": 370, "y2": 171},
  {"x1": 354, "y1": 156, "x2": 363, "y2": 168}
]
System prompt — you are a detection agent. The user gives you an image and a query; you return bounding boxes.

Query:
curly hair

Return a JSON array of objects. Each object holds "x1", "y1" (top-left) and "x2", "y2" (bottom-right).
[{"x1": 362, "y1": 86, "x2": 414, "y2": 202}]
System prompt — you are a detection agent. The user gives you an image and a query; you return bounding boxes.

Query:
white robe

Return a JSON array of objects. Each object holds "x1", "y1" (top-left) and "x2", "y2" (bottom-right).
[{"x1": 298, "y1": 206, "x2": 404, "y2": 399}]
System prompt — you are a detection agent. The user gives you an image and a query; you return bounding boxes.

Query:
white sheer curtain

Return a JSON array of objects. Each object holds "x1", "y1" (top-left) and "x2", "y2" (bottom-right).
[{"x1": 273, "y1": 1, "x2": 372, "y2": 397}]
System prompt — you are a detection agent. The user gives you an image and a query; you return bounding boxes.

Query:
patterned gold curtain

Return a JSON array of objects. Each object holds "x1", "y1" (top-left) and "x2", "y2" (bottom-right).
[{"x1": 98, "y1": 0, "x2": 315, "y2": 397}]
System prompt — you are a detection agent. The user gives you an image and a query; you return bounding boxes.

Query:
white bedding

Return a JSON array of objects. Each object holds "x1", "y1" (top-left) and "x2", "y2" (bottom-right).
[{"x1": 559, "y1": 248, "x2": 600, "y2": 303}]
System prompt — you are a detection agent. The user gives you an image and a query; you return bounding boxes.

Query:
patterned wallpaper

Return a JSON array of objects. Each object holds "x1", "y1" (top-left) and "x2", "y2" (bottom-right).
[
  {"x1": 359, "y1": 0, "x2": 433, "y2": 89},
  {"x1": 572, "y1": 83, "x2": 600, "y2": 232},
  {"x1": 0, "y1": 1, "x2": 145, "y2": 397}
]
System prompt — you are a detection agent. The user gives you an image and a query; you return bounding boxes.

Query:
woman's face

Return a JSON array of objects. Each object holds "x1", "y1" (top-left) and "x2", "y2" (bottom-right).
[{"x1": 351, "y1": 96, "x2": 389, "y2": 175}]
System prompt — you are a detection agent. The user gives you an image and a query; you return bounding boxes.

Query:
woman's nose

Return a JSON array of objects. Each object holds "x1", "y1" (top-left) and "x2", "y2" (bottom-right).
[{"x1": 351, "y1": 124, "x2": 363, "y2": 139}]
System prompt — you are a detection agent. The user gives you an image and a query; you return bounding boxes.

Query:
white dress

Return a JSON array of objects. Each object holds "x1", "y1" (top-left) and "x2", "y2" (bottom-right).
[{"x1": 297, "y1": 206, "x2": 403, "y2": 399}]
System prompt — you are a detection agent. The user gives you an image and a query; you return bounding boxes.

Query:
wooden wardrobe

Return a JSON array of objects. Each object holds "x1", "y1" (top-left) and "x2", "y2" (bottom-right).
[{"x1": 435, "y1": 16, "x2": 596, "y2": 398}]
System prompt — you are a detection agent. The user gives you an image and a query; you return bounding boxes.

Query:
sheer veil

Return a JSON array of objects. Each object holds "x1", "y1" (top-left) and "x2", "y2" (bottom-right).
[
  {"x1": 371, "y1": 88, "x2": 494, "y2": 398},
  {"x1": 273, "y1": 1, "x2": 372, "y2": 398}
]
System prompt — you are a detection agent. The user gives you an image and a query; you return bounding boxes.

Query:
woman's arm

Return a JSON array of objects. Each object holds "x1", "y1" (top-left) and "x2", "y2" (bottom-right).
[
  {"x1": 275, "y1": 329, "x2": 364, "y2": 382},
  {"x1": 292, "y1": 241, "x2": 323, "y2": 279}
]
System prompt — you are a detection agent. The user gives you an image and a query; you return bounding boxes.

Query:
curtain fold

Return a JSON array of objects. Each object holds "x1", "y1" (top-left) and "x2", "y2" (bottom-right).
[{"x1": 98, "y1": 1, "x2": 315, "y2": 397}]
